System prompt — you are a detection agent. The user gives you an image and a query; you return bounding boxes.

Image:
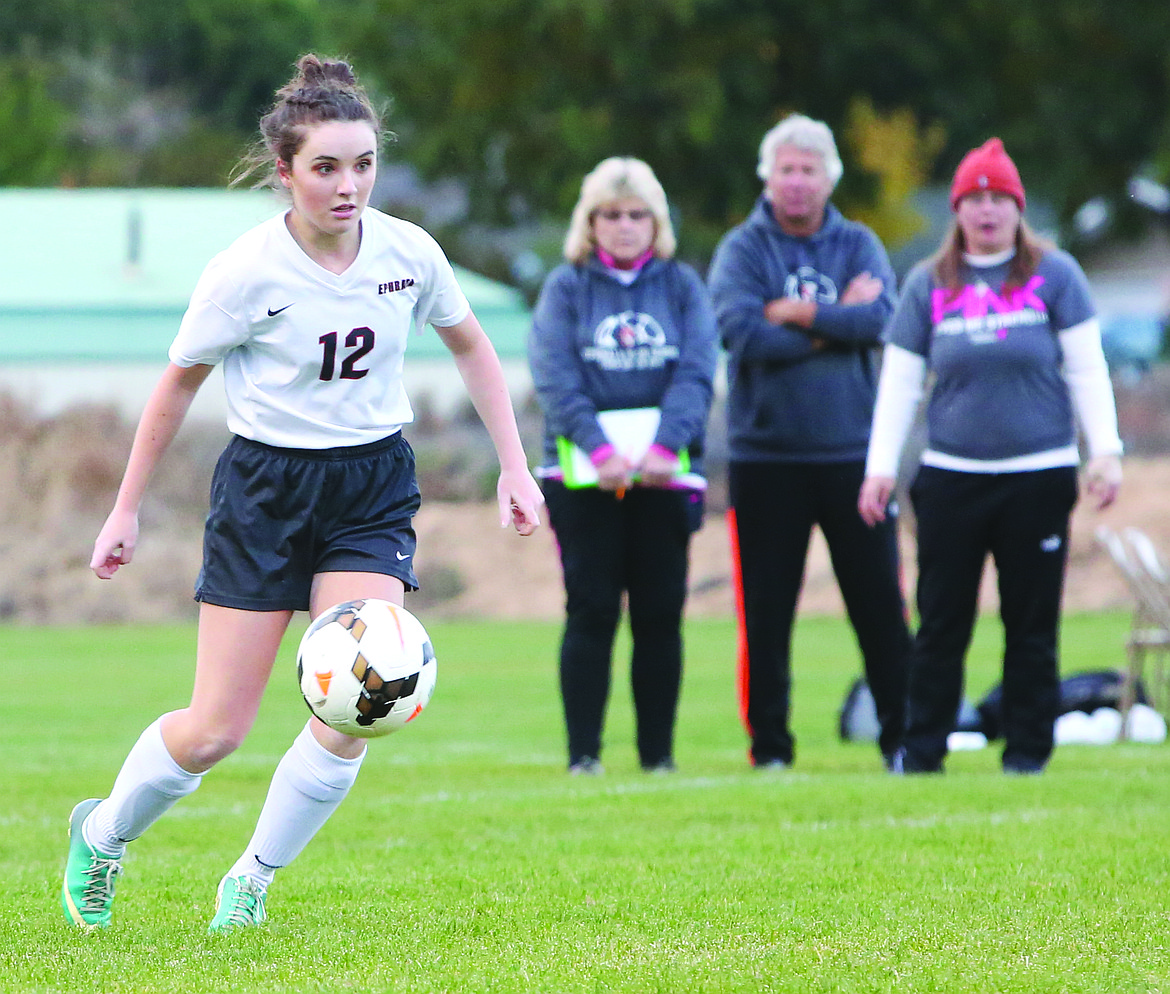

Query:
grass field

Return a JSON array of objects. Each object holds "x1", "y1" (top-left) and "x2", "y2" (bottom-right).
[{"x1": 2, "y1": 611, "x2": 1168, "y2": 993}]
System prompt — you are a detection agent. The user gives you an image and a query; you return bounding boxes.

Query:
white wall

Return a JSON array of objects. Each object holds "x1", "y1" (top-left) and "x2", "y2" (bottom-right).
[{"x1": 0, "y1": 360, "x2": 537, "y2": 423}]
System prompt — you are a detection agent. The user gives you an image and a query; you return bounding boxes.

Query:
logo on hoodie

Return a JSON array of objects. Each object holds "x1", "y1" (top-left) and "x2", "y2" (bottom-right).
[
  {"x1": 582, "y1": 311, "x2": 679, "y2": 370},
  {"x1": 784, "y1": 266, "x2": 838, "y2": 304}
]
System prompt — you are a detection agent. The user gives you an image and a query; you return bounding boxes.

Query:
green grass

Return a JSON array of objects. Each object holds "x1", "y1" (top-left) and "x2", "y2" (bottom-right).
[{"x1": 2, "y1": 612, "x2": 1168, "y2": 993}]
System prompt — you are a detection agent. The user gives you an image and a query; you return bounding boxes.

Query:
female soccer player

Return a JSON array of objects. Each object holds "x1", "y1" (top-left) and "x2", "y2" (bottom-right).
[{"x1": 62, "y1": 54, "x2": 543, "y2": 932}]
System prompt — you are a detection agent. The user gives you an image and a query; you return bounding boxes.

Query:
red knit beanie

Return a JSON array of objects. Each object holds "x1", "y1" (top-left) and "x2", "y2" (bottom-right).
[{"x1": 950, "y1": 138, "x2": 1025, "y2": 211}]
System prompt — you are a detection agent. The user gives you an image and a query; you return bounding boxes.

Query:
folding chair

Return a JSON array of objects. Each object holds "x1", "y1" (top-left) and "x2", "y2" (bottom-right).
[
  {"x1": 1121, "y1": 528, "x2": 1170, "y2": 715},
  {"x1": 1096, "y1": 526, "x2": 1170, "y2": 731}
]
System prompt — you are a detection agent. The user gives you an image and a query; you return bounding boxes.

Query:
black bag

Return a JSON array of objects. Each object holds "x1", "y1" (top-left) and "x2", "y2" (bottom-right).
[
  {"x1": 837, "y1": 677, "x2": 983, "y2": 742},
  {"x1": 975, "y1": 669, "x2": 1147, "y2": 741},
  {"x1": 838, "y1": 677, "x2": 881, "y2": 742},
  {"x1": 839, "y1": 670, "x2": 1148, "y2": 742}
]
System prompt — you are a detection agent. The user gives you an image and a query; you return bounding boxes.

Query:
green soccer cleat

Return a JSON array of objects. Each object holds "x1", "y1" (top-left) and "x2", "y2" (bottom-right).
[
  {"x1": 208, "y1": 875, "x2": 267, "y2": 933},
  {"x1": 61, "y1": 798, "x2": 123, "y2": 929}
]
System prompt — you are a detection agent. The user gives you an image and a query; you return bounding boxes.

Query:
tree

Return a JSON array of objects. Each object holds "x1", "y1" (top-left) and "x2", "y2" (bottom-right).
[
  {"x1": 6, "y1": 0, "x2": 1169, "y2": 259},
  {"x1": 330, "y1": 0, "x2": 798, "y2": 256},
  {"x1": 1, "y1": 0, "x2": 326, "y2": 186},
  {"x1": 0, "y1": 57, "x2": 70, "y2": 185},
  {"x1": 331, "y1": 0, "x2": 1170, "y2": 261}
]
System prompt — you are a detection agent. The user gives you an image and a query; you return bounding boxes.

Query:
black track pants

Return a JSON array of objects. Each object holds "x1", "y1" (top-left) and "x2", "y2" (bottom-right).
[
  {"x1": 544, "y1": 481, "x2": 695, "y2": 767},
  {"x1": 730, "y1": 459, "x2": 911, "y2": 765},
  {"x1": 902, "y1": 465, "x2": 1078, "y2": 773}
]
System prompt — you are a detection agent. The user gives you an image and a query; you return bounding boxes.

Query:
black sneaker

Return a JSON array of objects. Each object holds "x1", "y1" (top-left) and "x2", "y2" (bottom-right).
[
  {"x1": 641, "y1": 759, "x2": 677, "y2": 774},
  {"x1": 1003, "y1": 760, "x2": 1045, "y2": 775},
  {"x1": 754, "y1": 758, "x2": 790, "y2": 771},
  {"x1": 568, "y1": 757, "x2": 604, "y2": 776}
]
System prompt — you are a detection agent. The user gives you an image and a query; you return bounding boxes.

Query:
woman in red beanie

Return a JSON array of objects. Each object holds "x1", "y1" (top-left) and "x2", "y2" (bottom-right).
[{"x1": 858, "y1": 137, "x2": 1123, "y2": 774}]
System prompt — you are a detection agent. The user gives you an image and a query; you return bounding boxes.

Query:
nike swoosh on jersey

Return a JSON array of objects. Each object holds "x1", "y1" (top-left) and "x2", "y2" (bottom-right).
[
  {"x1": 267, "y1": 303, "x2": 294, "y2": 316},
  {"x1": 396, "y1": 551, "x2": 411, "y2": 560}
]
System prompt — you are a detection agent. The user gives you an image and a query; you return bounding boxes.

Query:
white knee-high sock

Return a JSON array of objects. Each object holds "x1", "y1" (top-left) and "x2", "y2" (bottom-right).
[
  {"x1": 85, "y1": 715, "x2": 204, "y2": 855},
  {"x1": 228, "y1": 722, "x2": 365, "y2": 886}
]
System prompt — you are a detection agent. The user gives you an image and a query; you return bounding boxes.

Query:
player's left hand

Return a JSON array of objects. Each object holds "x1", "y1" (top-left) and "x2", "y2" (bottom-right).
[
  {"x1": 497, "y1": 468, "x2": 544, "y2": 536},
  {"x1": 91, "y1": 507, "x2": 140, "y2": 579}
]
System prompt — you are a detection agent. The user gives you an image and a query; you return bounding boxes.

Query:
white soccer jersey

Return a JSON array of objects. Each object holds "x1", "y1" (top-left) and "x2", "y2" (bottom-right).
[{"x1": 169, "y1": 208, "x2": 471, "y2": 448}]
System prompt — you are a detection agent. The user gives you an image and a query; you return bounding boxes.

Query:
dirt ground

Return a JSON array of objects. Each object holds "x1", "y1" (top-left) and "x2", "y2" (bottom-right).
[
  {"x1": 412, "y1": 456, "x2": 1170, "y2": 621},
  {"x1": 1, "y1": 391, "x2": 1166, "y2": 626}
]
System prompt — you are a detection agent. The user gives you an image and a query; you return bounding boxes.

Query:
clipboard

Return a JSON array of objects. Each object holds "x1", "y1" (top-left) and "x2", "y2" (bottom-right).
[{"x1": 556, "y1": 407, "x2": 704, "y2": 490}]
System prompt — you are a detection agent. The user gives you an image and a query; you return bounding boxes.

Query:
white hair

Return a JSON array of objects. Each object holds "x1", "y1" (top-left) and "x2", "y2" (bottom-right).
[{"x1": 756, "y1": 114, "x2": 843, "y2": 189}]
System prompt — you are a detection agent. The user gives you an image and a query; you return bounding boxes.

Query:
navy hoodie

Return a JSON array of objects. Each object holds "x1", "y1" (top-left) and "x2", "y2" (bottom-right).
[
  {"x1": 708, "y1": 196, "x2": 896, "y2": 463},
  {"x1": 527, "y1": 255, "x2": 718, "y2": 475}
]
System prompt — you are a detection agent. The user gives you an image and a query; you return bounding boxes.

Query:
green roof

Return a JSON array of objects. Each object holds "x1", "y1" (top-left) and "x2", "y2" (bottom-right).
[{"x1": 0, "y1": 188, "x2": 531, "y2": 362}]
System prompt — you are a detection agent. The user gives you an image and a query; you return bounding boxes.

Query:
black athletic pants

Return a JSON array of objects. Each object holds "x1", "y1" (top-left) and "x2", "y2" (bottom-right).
[
  {"x1": 903, "y1": 465, "x2": 1079, "y2": 773},
  {"x1": 729, "y1": 459, "x2": 911, "y2": 765},
  {"x1": 543, "y1": 481, "x2": 696, "y2": 768}
]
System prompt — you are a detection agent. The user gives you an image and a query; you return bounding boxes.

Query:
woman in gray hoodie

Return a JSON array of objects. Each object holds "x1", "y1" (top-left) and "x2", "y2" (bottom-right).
[{"x1": 528, "y1": 157, "x2": 717, "y2": 775}]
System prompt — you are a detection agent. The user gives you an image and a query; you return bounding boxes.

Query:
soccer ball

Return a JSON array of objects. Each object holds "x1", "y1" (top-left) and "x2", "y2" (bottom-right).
[{"x1": 296, "y1": 598, "x2": 437, "y2": 738}]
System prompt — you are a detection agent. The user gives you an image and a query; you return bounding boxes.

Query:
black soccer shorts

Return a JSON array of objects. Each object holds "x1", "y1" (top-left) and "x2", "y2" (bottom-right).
[{"x1": 195, "y1": 432, "x2": 421, "y2": 612}]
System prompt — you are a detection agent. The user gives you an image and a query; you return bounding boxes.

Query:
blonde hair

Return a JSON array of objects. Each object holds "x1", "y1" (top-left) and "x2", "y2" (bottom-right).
[
  {"x1": 562, "y1": 157, "x2": 676, "y2": 263},
  {"x1": 756, "y1": 114, "x2": 843, "y2": 189}
]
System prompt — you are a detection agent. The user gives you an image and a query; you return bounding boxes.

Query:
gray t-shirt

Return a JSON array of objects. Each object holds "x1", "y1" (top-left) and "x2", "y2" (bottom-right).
[{"x1": 885, "y1": 249, "x2": 1095, "y2": 461}]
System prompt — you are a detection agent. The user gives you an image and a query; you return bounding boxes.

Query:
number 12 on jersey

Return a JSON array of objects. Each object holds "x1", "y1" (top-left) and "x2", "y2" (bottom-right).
[{"x1": 318, "y1": 328, "x2": 375, "y2": 380}]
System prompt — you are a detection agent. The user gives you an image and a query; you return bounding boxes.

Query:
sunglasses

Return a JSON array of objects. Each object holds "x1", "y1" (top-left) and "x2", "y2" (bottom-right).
[{"x1": 595, "y1": 208, "x2": 652, "y2": 222}]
